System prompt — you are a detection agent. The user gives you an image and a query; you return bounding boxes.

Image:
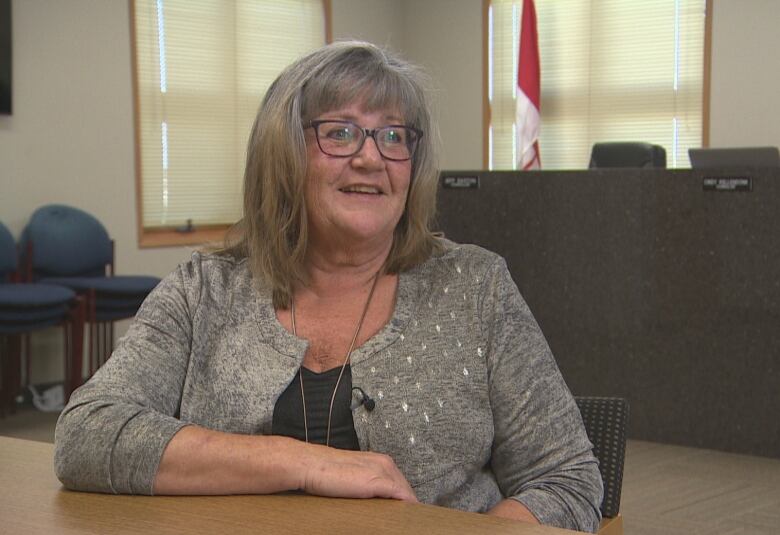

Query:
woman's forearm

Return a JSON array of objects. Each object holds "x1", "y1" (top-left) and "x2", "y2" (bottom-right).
[
  {"x1": 153, "y1": 426, "x2": 417, "y2": 502},
  {"x1": 153, "y1": 426, "x2": 303, "y2": 495}
]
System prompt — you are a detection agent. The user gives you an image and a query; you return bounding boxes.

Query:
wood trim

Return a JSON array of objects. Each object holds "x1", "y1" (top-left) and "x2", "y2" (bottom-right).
[
  {"x1": 702, "y1": 0, "x2": 713, "y2": 148},
  {"x1": 598, "y1": 514, "x2": 623, "y2": 535},
  {"x1": 128, "y1": 0, "x2": 146, "y2": 249},
  {"x1": 323, "y1": 0, "x2": 333, "y2": 43},
  {"x1": 139, "y1": 226, "x2": 229, "y2": 249},
  {"x1": 482, "y1": 0, "x2": 491, "y2": 169}
]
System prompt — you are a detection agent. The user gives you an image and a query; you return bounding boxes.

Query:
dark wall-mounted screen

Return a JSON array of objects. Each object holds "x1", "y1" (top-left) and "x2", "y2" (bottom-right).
[{"x1": 0, "y1": 0, "x2": 11, "y2": 115}]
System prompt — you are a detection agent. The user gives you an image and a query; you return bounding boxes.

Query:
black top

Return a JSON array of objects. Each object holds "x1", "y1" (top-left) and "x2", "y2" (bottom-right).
[{"x1": 272, "y1": 364, "x2": 360, "y2": 450}]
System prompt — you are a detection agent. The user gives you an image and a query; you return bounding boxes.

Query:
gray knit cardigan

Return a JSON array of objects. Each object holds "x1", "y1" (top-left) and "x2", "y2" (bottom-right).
[{"x1": 54, "y1": 241, "x2": 602, "y2": 532}]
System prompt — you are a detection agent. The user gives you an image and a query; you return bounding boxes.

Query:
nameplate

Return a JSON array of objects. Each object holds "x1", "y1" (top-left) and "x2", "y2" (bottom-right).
[
  {"x1": 442, "y1": 176, "x2": 479, "y2": 189},
  {"x1": 702, "y1": 176, "x2": 752, "y2": 192}
]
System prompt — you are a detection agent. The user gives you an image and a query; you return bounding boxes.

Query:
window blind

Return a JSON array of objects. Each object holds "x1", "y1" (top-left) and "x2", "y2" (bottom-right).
[
  {"x1": 133, "y1": 0, "x2": 326, "y2": 229},
  {"x1": 489, "y1": 0, "x2": 706, "y2": 170}
]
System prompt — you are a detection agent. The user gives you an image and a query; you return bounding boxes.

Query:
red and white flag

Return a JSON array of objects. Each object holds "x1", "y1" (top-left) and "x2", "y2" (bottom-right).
[{"x1": 516, "y1": 0, "x2": 541, "y2": 170}]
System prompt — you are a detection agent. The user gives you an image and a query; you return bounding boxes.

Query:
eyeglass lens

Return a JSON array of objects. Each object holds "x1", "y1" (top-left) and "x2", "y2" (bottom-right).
[{"x1": 314, "y1": 121, "x2": 419, "y2": 161}]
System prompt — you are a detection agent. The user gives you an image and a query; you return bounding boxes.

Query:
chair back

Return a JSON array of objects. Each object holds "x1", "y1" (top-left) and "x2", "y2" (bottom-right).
[
  {"x1": 589, "y1": 142, "x2": 666, "y2": 168},
  {"x1": 23, "y1": 205, "x2": 112, "y2": 277},
  {"x1": 0, "y1": 221, "x2": 18, "y2": 279},
  {"x1": 575, "y1": 396, "x2": 629, "y2": 519}
]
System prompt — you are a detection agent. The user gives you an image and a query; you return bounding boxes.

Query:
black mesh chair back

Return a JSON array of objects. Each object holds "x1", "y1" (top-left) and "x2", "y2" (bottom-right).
[
  {"x1": 589, "y1": 142, "x2": 666, "y2": 168},
  {"x1": 575, "y1": 396, "x2": 629, "y2": 519}
]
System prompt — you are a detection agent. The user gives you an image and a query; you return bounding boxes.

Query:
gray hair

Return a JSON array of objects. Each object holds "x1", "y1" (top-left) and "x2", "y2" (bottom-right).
[{"x1": 224, "y1": 41, "x2": 442, "y2": 308}]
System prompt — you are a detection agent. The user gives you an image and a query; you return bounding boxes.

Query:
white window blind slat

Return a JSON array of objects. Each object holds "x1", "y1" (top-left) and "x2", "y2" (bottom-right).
[
  {"x1": 134, "y1": 0, "x2": 325, "y2": 228},
  {"x1": 490, "y1": 0, "x2": 705, "y2": 170}
]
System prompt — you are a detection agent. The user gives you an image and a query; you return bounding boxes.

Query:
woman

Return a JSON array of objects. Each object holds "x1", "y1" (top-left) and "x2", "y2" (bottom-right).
[{"x1": 55, "y1": 41, "x2": 602, "y2": 532}]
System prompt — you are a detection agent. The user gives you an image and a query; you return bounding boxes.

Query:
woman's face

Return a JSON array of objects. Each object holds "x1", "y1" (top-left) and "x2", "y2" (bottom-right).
[{"x1": 304, "y1": 102, "x2": 413, "y2": 252}]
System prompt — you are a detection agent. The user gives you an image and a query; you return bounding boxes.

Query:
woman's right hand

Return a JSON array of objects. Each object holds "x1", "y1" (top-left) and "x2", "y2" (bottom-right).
[{"x1": 298, "y1": 444, "x2": 418, "y2": 502}]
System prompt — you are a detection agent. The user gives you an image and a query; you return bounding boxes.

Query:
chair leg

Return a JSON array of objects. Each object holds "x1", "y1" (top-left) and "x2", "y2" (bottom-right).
[
  {"x1": 65, "y1": 296, "x2": 86, "y2": 398},
  {"x1": 109, "y1": 321, "x2": 115, "y2": 363},
  {"x1": 24, "y1": 333, "x2": 31, "y2": 387},
  {"x1": 94, "y1": 321, "x2": 99, "y2": 372},
  {"x1": 87, "y1": 320, "x2": 93, "y2": 376},
  {"x1": 87, "y1": 289, "x2": 97, "y2": 377},
  {"x1": 63, "y1": 316, "x2": 70, "y2": 399},
  {"x1": 101, "y1": 321, "x2": 107, "y2": 367},
  {"x1": 97, "y1": 321, "x2": 103, "y2": 369},
  {"x1": 0, "y1": 336, "x2": 7, "y2": 417},
  {"x1": 91, "y1": 321, "x2": 96, "y2": 376},
  {"x1": 5, "y1": 334, "x2": 22, "y2": 415}
]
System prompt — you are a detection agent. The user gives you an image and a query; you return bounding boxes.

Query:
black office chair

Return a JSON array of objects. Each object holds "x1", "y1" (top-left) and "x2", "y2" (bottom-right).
[
  {"x1": 575, "y1": 396, "x2": 629, "y2": 535},
  {"x1": 589, "y1": 142, "x2": 666, "y2": 168}
]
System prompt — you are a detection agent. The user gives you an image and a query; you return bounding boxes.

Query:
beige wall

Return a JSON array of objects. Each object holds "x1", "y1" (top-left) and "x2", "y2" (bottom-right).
[
  {"x1": 332, "y1": 0, "x2": 483, "y2": 169},
  {"x1": 332, "y1": 0, "x2": 405, "y2": 48},
  {"x1": 1, "y1": 0, "x2": 777, "y2": 383},
  {"x1": 400, "y1": 0, "x2": 483, "y2": 169},
  {"x1": 709, "y1": 0, "x2": 780, "y2": 147}
]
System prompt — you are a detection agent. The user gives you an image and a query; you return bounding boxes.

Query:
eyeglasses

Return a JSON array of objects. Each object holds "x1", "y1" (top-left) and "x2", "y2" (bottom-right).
[{"x1": 308, "y1": 120, "x2": 423, "y2": 161}]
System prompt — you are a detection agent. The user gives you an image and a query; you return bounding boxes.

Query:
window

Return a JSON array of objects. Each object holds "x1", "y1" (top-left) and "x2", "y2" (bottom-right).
[
  {"x1": 487, "y1": 0, "x2": 708, "y2": 170},
  {"x1": 131, "y1": 0, "x2": 329, "y2": 246}
]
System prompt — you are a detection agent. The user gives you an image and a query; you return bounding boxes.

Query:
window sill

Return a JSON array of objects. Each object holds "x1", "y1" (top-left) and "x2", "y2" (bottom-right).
[{"x1": 139, "y1": 227, "x2": 229, "y2": 248}]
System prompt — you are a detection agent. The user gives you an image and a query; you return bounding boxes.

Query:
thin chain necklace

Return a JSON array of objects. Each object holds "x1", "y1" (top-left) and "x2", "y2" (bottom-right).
[{"x1": 290, "y1": 271, "x2": 380, "y2": 446}]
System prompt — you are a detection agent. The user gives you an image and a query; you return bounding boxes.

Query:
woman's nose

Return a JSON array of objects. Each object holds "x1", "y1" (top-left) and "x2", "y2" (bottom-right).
[{"x1": 351, "y1": 135, "x2": 386, "y2": 169}]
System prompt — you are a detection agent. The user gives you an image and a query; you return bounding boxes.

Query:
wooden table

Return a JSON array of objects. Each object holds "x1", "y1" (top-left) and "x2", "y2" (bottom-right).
[{"x1": 0, "y1": 436, "x2": 582, "y2": 534}]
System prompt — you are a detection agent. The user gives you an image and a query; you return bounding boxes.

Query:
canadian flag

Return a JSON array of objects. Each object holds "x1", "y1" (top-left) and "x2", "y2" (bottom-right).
[{"x1": 516, "y1": 0, "x2": 541, "y2": 170}]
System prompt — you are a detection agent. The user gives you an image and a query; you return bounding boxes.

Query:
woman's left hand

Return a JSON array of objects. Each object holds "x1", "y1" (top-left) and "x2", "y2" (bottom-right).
[{"x1": 298, "y1": 444, "x2": 418, "y2": 502}]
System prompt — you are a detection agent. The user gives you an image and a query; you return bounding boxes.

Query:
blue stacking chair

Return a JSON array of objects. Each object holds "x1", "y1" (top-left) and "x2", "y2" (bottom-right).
[
  {"x1": 0, "y1": 221, "x2": 84, "y2": 415},
  {"x1": 21, "y1": 205, "x2": 160, "y2": 380}
]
